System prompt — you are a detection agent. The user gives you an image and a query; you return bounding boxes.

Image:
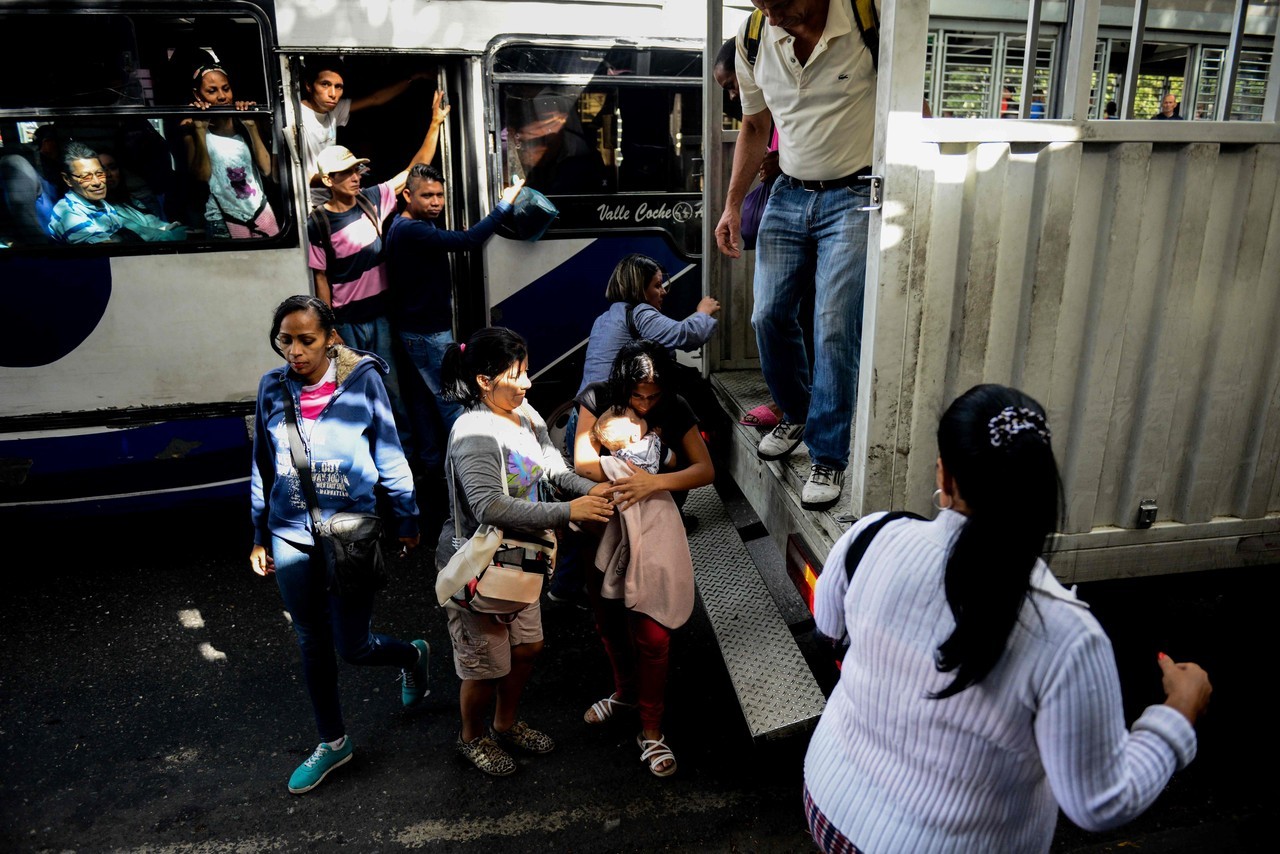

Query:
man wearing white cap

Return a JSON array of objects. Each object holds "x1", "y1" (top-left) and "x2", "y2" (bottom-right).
[{"x1": 306, "y1": 94, "x2": 449, "y2": 460}]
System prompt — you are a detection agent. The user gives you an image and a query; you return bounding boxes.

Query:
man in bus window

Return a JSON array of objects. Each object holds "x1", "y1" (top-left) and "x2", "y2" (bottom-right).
[
  {"x1": 300, "y1": 58, "x2": 435, "y2": 205},
  {"x1": 714, "y1": 0, "x2": 880, "y2": 511},
  {"x1": 307, "y1": 101, "x2": 446, "y2": 462},
  {"x1": 505, "y1": 89, "x2": 606, "y2": 195},
  {"x1": 48, "y1": 142, "x2": 186, "y2": 244},
  {"x1": 383, "y1": 164, "x2": 523, "y2": 471},
  {"x1": 1152, "y1": 92, "x2": 1183, "y2": 120}
]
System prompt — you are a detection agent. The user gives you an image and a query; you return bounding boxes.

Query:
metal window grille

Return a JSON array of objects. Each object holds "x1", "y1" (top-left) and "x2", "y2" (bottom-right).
[{"x1": 1194, "y1": 46, "x2": 1271, "y2": 121}]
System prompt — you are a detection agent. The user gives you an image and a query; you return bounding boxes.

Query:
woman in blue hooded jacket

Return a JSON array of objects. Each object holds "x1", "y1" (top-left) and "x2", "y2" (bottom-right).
[{"x1": 249, "y1": 294, "x2": 428, "y2": 796}]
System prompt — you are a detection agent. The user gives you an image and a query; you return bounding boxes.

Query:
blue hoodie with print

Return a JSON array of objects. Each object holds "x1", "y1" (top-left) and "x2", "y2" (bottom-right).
[{"x1": 250, "y1": 345, "x2": 418, "y2": 548}]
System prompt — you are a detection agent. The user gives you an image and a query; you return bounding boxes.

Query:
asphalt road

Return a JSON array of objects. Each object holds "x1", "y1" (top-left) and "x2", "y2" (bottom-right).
[{"x1": 0, "y1": 496, "x2": 1274, "y2": 852}]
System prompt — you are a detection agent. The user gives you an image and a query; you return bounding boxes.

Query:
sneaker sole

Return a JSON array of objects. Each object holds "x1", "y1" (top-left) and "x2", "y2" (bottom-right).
[
  {"x1": 800, "y1": 494, "x2": 842, "y2": 511},
  {"x1": 287, "y1": 751, "x2": 352, "y2": 794},
  {"x1": 757, "y1": 436, "x2": 804, "y2": 461}
]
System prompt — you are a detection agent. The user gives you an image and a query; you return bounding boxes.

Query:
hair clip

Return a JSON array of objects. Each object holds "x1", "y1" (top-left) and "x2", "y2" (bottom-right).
[{"x1": 987, "y1": 406, "x2": 1051, "y2": 448}]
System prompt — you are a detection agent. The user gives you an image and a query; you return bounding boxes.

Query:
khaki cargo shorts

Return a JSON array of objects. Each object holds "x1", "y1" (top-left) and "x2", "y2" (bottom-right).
[{"x1": 446, "y1": 600, "x2": 543, "y2": 680}]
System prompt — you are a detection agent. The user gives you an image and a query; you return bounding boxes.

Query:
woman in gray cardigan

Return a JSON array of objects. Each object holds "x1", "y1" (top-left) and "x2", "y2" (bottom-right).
[{"x1": 437, "y1": 326, "x2": 613, "y2": 776}]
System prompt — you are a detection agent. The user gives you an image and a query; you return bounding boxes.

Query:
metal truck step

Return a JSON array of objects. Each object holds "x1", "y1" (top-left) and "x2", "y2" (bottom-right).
[{"x1": 685, "y1": 485, "x2": 826, "y2": 740}]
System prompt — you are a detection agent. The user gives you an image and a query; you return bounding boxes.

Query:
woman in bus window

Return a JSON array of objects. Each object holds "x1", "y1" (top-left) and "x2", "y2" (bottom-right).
[
  {"x1": 249, "y1": 295, "x2": 427, "y2": 795},
  {"x1": 573, "y1": 339, "x2": 715, "y2": 777},
  {"x1": 183, "y1": 64, "x2": 278, "y2": 239},
  {"x1": 803, "y1": 384, "x2": 1211, "y2": 853},
  {"x1": 437, "y1": 327, "x2": 614, "y2": 776}
]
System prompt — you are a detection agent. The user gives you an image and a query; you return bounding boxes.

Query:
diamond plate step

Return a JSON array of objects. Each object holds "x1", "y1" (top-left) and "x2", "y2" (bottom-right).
[{"x1": 685, "y1": 486, "x2": 826, "y2": 740}]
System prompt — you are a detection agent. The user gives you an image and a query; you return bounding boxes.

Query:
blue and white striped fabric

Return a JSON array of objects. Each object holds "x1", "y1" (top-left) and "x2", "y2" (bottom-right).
[{"x1": 805, "y1": 510, "x2": 1197, "y2": 854}]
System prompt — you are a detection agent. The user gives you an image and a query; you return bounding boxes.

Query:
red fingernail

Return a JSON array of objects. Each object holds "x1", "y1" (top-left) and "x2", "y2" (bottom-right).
[{"x1": 1157, "y1": 652, "x2": 1167, "y2": 661}]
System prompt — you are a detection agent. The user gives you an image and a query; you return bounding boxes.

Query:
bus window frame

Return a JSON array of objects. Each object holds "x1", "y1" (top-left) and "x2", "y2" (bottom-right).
[
  {"x1": 483, "y1": 35, "x2": 704, "y2": 205},
  {"x1": 0, "y1": 0, "x2": 294, "y2": 257}
]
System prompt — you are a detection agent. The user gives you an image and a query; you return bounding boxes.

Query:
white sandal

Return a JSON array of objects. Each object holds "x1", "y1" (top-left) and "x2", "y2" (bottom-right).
[
  {"x1": 636, "y1": 732, "x2": 677, "y2": 778},
  {"x1": 583, "y1": 693, "x2": 635, "y2": 725}
]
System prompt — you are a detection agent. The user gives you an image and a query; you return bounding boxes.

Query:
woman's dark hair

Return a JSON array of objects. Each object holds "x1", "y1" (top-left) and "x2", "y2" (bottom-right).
[
  {"x1": 269, "y1": 295, "x2": 336, "y2": 357},
  {"x1": 604, "y1": 339, "x2": 673, "y2": 412},
  {"x1": 604, "y1": 253, "x2": 664, "y2": 305},
  {"x1": 440, "y1": 326, "x2": 528, "y2": 408},
  {"x1": 931, "y1": 383, "x2": 1061, "y2": 700}
]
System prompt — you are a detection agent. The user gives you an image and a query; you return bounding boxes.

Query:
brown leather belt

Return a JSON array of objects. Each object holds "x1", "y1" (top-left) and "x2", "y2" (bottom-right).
[{"x1": 788, "y1": 166, "x2": 872, "y2": 191}]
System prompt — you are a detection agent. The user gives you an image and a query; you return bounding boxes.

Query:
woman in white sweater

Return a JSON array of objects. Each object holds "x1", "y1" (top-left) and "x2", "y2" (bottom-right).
[{"x1": 803, "y1": 384, "x2": 1212, "y2": 854}]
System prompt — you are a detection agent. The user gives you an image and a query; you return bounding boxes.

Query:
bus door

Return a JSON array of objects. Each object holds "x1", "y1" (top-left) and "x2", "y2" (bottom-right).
[
  {"x1": 480, "y1": 39, "x2": 705, "y2": 437},
  {"x1": 858, "y1": 0, "x2": 1280, "y2": 580}
]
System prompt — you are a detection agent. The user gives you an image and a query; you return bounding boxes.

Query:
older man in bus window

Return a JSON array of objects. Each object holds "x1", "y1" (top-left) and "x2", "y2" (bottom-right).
[{"x1": 48, "y1": 142, "x2": 185, "y2": 244}]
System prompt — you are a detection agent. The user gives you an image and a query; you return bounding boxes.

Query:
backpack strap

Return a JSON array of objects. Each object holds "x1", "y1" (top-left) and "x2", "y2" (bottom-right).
[
  {"x1": 353, "y1": 192, "x2": 382, "y2": 237},
  {"x1": 818, "y1": 509, "x2": 925, "y2": 661},
  {"x1": 307, "y1": 204, "x2": 335, "y2": 270},
  {"x1": 743, "y1": 8, "x2": 766, "y2": 68},
  {"x1": 843, "y1": 510, "x2": 924, "y2": 582},
  {"x1": 851, "y1": 0, "x2": 880, "y2": 73},
  {"x1": 743, "y1": 1, "x2": 877, "y2": 73},
  {"x1": 307, "y1": 192, "x2": 385, "y2": 272}
]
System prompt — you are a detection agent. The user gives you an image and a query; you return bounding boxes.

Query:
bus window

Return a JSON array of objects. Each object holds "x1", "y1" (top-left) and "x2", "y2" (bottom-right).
[
  {"x1": 492, "y1": 43, "x2": 703, "y2": 198},
  {"x1": 0, "y1": 4, "x2": 288, "y2": 253}
]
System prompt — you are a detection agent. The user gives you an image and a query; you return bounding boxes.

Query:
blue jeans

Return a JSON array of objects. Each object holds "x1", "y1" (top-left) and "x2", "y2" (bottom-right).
[
  {"x1": 335, "y1": 316, "x2": 414, "y2": 460},
  {"x1": 272, "y1": 536, "x2": 417, "y2": 742},
  {"x1": 751, "y1": 176, "x2": 870, "y2": 471},
  {"x1": 399, "y1": 329, "x2": 464, "y2": 468}
]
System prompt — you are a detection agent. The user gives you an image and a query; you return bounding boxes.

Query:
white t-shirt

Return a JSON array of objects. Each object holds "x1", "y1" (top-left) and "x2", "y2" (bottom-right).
[
  {"x1": 300, "y1": 98, "x2": 352, "y2": 206},
  {"x1": 736, "y1": 0, "x2": 877, "y2": 181}
]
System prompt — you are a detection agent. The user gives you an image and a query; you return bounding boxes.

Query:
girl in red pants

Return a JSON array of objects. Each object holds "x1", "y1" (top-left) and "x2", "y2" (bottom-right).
[{"x1": 572, "y1": 340, "x2": 714, "y2": 776}]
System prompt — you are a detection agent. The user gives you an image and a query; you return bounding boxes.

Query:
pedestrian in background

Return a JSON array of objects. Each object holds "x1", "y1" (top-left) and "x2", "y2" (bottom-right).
[
  {"x1": 249, "y1": 295, "x2": 428, "y2": 795},
  {"x1": 803, "y1": 383, "x2": 1211, "y2": 853}
]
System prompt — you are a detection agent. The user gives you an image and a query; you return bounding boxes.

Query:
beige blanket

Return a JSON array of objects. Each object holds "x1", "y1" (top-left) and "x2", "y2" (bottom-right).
[{"x1": 594, "y1": 456, "x2": 695, "y2": 629}]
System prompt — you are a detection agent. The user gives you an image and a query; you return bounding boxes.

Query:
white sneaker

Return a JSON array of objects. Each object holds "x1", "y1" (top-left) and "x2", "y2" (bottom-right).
[
  {"x1": 801, "y1": 464, "x2": 844, "y2": 510},
  {"x1": 758, "y1": 420, "x2": 805, "y2": 461}
]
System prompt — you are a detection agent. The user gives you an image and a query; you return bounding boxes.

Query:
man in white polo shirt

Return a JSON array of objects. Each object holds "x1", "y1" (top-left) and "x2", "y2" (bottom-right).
[{"x1": 715, "y1": 0, "x2": 878, "y2": 510}]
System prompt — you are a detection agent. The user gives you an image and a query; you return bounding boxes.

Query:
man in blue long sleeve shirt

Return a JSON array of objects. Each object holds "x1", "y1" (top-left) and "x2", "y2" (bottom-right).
[{"x1": 385, "y1": 164, "x2": 522, "y2": 466}]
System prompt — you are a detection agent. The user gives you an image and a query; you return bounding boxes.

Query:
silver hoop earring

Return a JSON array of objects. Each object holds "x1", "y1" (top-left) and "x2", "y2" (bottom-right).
[{"x1": 932, "y1": 488, "x2": 952, "y2": 511}]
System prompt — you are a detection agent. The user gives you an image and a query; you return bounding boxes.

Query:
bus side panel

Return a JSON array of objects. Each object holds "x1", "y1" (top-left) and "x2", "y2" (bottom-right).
[{"x1": 1, "y1": 250, "x2": 304, "y2": 417}]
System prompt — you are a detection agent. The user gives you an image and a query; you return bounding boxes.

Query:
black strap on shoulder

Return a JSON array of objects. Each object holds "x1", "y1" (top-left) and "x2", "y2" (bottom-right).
[
  {"x1": 308, "y1": 194, "x2": 384, "y2": 271},
  {"x1": 308, "y1": 204, "x2": 335, "y2": 270},
  {"x1": 280, "y1": 387, "x2": 325, "y2": 535},
  {"x1": 851, "y1": 0, "x2": 880, "y2": 72},
  {"x1": 743, "y1": 8, "x2": 767, "y2": 68},
  {"x1": 625, "y1": 303, "x2": 640, "y2": 339},
  {"x1": 843, "y1": 510, "x2": 925, "y2": 582},
  {"x1": 743, "y1": 1, "x2": 877, "y2": 72}
]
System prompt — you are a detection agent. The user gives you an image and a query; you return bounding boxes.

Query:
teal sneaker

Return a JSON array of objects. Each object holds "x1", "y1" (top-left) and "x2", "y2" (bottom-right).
[
  {"x1": 287, "y1": 737, "x2": 353, "y2": 794},
  {"x1": 401, "y1": 639, "x2": 430, "y2": 707}
]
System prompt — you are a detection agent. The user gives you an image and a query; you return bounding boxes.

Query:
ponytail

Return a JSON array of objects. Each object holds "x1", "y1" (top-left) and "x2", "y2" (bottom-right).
[
  {"x1": 931, "y1": 385, "x2": 1061, "y2": 700},
  {"x1": 439, "y1": 326, "x2": 528, "y2": 408}
]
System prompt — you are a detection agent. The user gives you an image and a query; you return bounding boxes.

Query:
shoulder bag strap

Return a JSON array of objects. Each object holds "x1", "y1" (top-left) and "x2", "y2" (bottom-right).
[{"x1": 281, "y1": 387, "x2": 325, "y2": 534}]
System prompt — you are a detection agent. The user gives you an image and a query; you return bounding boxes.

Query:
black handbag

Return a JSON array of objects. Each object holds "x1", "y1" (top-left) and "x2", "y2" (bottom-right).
[{"x1": 281, "y1": 389, "x2": 388, "y2": 598}]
